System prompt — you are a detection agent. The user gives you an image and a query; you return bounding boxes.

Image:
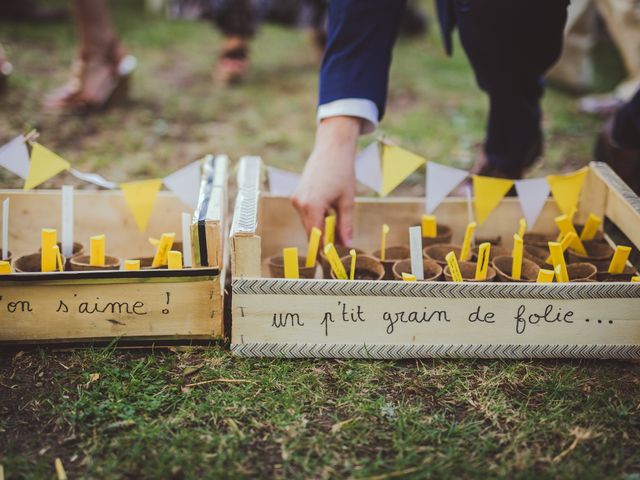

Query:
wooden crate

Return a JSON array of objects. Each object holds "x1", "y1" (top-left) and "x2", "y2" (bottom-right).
[
  {"x1": 230, "y1": 160, "x2": 640, "y2": 359},
  {"x1": 0, "y1": 160, "x2": 228, "y2": 344}
]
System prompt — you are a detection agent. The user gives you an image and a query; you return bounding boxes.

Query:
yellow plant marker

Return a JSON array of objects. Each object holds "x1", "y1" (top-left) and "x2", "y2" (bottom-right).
[
  {"x1": 53, "y1": 245, "x2": 64, "y2": 272},
  {"x1": 168, "y1": 250, "x2": 183, "y2": 270},
  {"x1": 474, "y1": 242, "x2": 491, "y2": 280},
  {"x1": 402, "y1": 272, "x2": 417, "y2": 282},
  {"x1": 549, "y1": 242, "x2": 569, "y2": 283},
  {"x1": 148, "y1": 237, "x2": 160, "y2": 246},
  {"x1": 421, "y1": 214, "x2": 437, "y2": 238},
  {"x1": 580, "y1": 213, "x2": 602, "y2": 241},
  {"x1": 545, "y1": 231, "x2": 578, "y2": 264},
  {"x1": 0, "y1": 260, "x2": 11, "y2": 273},
  {"x1": 518, "y1": 218, "x2": 527, "y2": 239},
  {"x1": 512, "y1": 234, "x2": 524, "y2": 280},
  {"x1": 324, "y1": 243, "x2": 347, "y2": 280},
  {"x1": 349, "y1": 249, "x2": 356, "y2": 280},
  {"x1": 631, "y1": 276, "x2": 640, "y2": 283},
  {"x1": 554, "y1": 214, "x2": 587, "y2": 256},
  {"x1": 283, "y1": 247, "x2": 299, "y2": 279},
  {"x1": 459, "y1": 221, "x2": 476, "y2": 262},
  {"x1": 380, "y1": 224, "x2": 390, "y2": 261},
  {"x1": 536, "y1": 269, "x2": 555, "y2": 283},
  {"x1": 90, "y1": 234, "x2": 106, "y2": 267},
  {"x1": 323, "y1": 215, "x2": 336, "y2": 246},
  {"x1": 568, "y1": 206, "x2": 578, "y2": 223},
  {"x1": 124, "y1": 260, "x2": 140, "y2": 271},
  {"x1": 446, "y1": 251, "x2": 463, "y2": 282},
  {"x1": 608, "y1": 246, "x2": 631, "y2": 274},
  {"x1": 41, "y1": 228, "x2": 57, "y2": 272},
  {"x1": 151, "y1": 232, "x2": 175, "y2": 268},
  {"x1": 306, "y1": 227, "x2": 322, "y2": 267}
]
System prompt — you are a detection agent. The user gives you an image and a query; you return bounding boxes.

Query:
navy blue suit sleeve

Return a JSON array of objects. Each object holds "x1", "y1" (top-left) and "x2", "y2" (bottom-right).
[{"x1": 318, "y1": 0, "x2": 407, "y2": 121}]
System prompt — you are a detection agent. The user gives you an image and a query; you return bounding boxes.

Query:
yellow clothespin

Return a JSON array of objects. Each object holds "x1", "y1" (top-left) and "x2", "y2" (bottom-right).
[
  {"x1": 512, "y1": 234, "x2": 524, "y2": 280},
  {"x1": 168, "y1": 250, "x2": 183, "y2": 270},
  {"x1": 283, "y1": 247, "x2": 299, "y2": 279},
  {"x1": 53, "y1": 245, "x2": 64, "y2": 272},
  {"x1": 323, "y1": 215, "x2": 336, "y2": 246},
  {"x1": 90, "y1": 234, "x2": 106, "y2": 267},
  {"x1": 580, "y1": 213, "x2": 602, "y2": 241},
  {"x1": 324, "y1": 243, "x2": 347, "y2": 280},
  {"x1": 518, "y1": 218, "x2": 527, "y2": 239},
  {"x1": 151, "y1": 232, "x2": 175, "y2": 268},
  {"x1": 402, "y1": 272, "x2": 417, "y2": 282},
  {"x1": 545, "y1": 231, "x2": 578, "y2": 264},
  {"x1": 380, "y1": 224, "x2": 389, "y2": 261},
  {"x1": 536, "y1": 269, "x2": 555, "y2": 283},
  {"x1": 549, "y1": 242, "x2": 569, "y2": 283},
  {"x1": 608, "y1": 246, "x2": 631, "y2": 274},
  {"x1": 421, "y1": 214, "x2": 437, "y2": 238},
  {"x1": 305, "y1": 227, "x2": 321, "y2": 268},
  {"x1": 555, "y1": 214, "x2": 587, "y2": 256},
  {"x1": 446, "y1": 251, "x2": 463, "y2": 282},
  {"x1": 124, "y1": 259, "x2": 140, "y2": 271},
  {"x1": 41, "y1": 228, "x2": 57, "y2": 272},
  {"x1": 349, "y1": 248, "x2": 356, "y2": 280},
  {"x1": 459, "y1": 221, "x2": 476, "y2": 262},
  {"x1": 0, "y1": 260, "x2": 11, "y2": 273},
  {"x1": 474, "y1": 242, "x2": 491, "y2": 280}
]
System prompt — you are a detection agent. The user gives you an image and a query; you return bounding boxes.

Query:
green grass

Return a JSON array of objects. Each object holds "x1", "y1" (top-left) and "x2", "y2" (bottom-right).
[{"x1": 1, "y1": 1, "x2": 638, "y2": 478}]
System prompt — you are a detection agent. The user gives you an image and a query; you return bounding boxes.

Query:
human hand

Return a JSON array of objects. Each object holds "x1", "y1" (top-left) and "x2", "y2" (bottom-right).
[{"x1": 292, "y1": 116, "x2": 361, "y2": 245}]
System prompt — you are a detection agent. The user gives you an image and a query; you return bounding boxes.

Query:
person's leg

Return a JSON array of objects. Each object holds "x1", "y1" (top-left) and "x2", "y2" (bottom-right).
[
  {"x1": 454, "y1": 0, "x2": 568, "y2": 178},
  {"x1": 612, "y1": 88, "x2": 640, "y2": 148}
]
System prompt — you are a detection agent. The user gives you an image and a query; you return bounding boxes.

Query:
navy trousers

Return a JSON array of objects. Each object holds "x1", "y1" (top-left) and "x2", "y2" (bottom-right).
[
  {"x1": 319, "y1": 0, "x2": 569, "y2": 174},
  {"x1": 614, "y1": 88, "x2": 640, "y2": 149}
]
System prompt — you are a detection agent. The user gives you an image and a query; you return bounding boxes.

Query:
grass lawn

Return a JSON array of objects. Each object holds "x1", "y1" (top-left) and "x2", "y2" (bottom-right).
[{"x1": 1, "y1": 1, "x2": 639, "y2": 478}]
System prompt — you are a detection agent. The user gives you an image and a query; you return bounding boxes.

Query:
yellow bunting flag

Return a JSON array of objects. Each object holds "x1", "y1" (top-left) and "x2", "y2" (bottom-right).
[
  {"x1": 580, "y1": 213, "x2": 602, "y2": 241},
  {"x1": 306, "y1": 227, "x2": 321, "y2": 268},
  {"x1": 380, "y1": 143, "x2": 426, "y2": 197},
  {"x1": 24, "y1": 143, "x2": 71, "y2": 191},
  {"x1": 124, "y1": 259, "x2": 140, "y2": 271},
  {"x1": 422, "y1": 214, "x2": 437, "y2": 238},
  {"x1": 472, "y1": 175, "x2": 514, "y2": 225},
  {"x1": 120, "y1": 179, "x2": 163, "y2": 232},
  {"x1": 380, "y1": 224, "x2": 389, "y2": 261},
  {"x1": 402, "y1": 272, "x2": 417, "y2": 282},
  {"x1": 283, "y1": 247, "x2": 299, "y2": 279},
  {"x1": 0, "y1": 260, "x2": 11, "y2": 273},
  {"x1": 324, "y1": 243, "x2": 348, "y2": 280},
  {"x1": 168, "y1": 250, "x2": 183, "y2": 270},
  {"x1": 459, "y1": 221, "x2": 476, "y2": 262},
  {"x1": 475, "y1": 242, "x2": 491, "y2": 280},
  {"x1": 446, "y1": 251, "x2": 463, "y2": 282},
  {"x1": 608, "y1": 246, "x2": 631, "y2": 274},
  {"x1": 512, "y1": 234, "x2": 523, "y2": 280},
  {"x1": 547, "y1": 167, "x2": 588, "y2": 216},
  {"x1": 536, "y1": 269, "x2": 555, "y2": 283},
  {"x1": 349, "y1": 249, "x2": 357, "y2": 280}
]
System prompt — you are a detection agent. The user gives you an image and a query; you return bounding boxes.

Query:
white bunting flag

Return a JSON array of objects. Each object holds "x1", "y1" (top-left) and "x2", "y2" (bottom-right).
[
  {"x1": 355, "y1": 142, "x2": 382, "y2": 194},
  {"x1": 514, "y1": 177, "x2": 550, "y2": 230},
  {"x1": 70, "y1": 168, "x2": 118, "y2": 189},
  {"x1": 163, "y1": 160, "x2": 201, "y2": 209},
  {"x1": 267, "y1": 166, "x2": 301, "y2": 196},
  {"x1": 425, "y1": 161, "x2": 468, "y2": 214},
  {"x1": 0, "y1": 135, "x2": 30, "y2": 179}
]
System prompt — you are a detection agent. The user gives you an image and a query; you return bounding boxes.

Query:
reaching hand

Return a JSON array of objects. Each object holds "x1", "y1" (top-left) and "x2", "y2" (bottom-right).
[{"x1": 292, "y1": 116, "x2": 361, "y2": 246}]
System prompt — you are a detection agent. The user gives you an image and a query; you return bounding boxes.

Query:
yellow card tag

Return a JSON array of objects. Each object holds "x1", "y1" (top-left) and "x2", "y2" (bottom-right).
[
  {"x1": 324, "y1": 244, "x2": 348, "y2": 280},
  {"x1": 151, "y1": 232, "x2": 176, "y2": 268},
  {"x1": 580, "y1": 213, "x2": 602, "y2": 241},
  {"x1": 512, "y1": 234, "x2": 523, "y2": 280},
  {"x1": 545, "y1": 231, "x2": 577, "y2": 264},
  {"x1": 555, "y1": 214, "x2": 587, "y2": 256},
  {"x1": 380, "y1": 224, "x2": 390, "y2": 261},
  {"x1": 517, "y1": 218, "x2": 527, "y2": 239},
  {"x1": 323, "y1": 215, "x2": 336, "y2": 246},
  {"x1": 168, "y1": 250, "x2": 183, "y2": 270},
  {"x1": 421, "y1": 215, "x2": 437, "y2": 238},
  {"x1": 90, "y1": 234, "x2": 106, "y2": 267},
  {"x1": 536, "y1": 269, "x2": 555, "y2": 283},
  {"x1": 459, "y1": 222, "x2": 476, "y2": 262},
  {"x1": 349, "y1": 249, "x2": 356, "y2": 280},
  {"x1": 474, "y1": 242, "x2": 491, "y2": 280},
  {"x1": 283, "y1": 247, "x2": 299, "y2": 279},
  {"x1": 631, "y1": 276, "x2": 640, "y2": 283},
  {"x1": 0, "y1": 260, "x2": 12, "y2": 274},
  {"x1": 124, "y1": 259, "x2": 140, "y2": 271},
  {"x1": 402, "y1": 272, "x2": 417, "y2": 282},
  {"x1": 41, "y1": 228, "x2": 57, "y2": 272},
  {"x1": 446, "y1": 251, "x2": 463, "y2": 282},
  {"x1": 608, "y1": 246, "x2": 631, "y2": 274},
  {"x1": 306, "y1": 227, "x2": 322, "y2": 268},
  {"x1": 53, "y1": 245, "x2": 64, "y2": 272},
  {"x1": 549, "y1": 242, "x2": 568, "y2": 282}
]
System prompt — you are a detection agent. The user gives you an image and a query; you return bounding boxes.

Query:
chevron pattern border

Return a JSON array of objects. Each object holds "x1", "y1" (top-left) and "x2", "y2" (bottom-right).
[
  {"x1": 230, "y1": 343, "x2": 640, "y2": 359},
  {"x1": 233, "y1": 278, "x2": 640, "y2": 299}
]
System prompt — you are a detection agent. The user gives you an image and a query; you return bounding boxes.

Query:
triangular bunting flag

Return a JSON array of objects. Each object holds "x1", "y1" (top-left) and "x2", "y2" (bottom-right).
[
  {"x1": 473, "y1": 175, "x2": 514, "y2": 225},
  {"x1": 120, "y1": 179, "x2": 163, "y2": 232},
  {"x1": 23, "y1": 142, "x2": 71, "y2": 190},
  {"x1": 547, "y1": 167, "x2": 588, "y2": 215},
  {"x1": 425, "y1": 161, "x2": 468, "y2": 214},
  {"x1": 163, "y1": 160, "x2": 201, "y2": 209},
  {"x1": 514, "y1": 178, "x2": 550, "y2": 229},
  {"x1": 0, "y1": 135, "x2": 30, "y2": 179},
  {"x1": 267, "y1": 166, "x2": 301, "y2": 196},
  {"x1": 355, "y1": 142, "x2": 382, "y2": 193},
  {"x1": 381, "y1": 143, "x2": 425, "y2": 196}
]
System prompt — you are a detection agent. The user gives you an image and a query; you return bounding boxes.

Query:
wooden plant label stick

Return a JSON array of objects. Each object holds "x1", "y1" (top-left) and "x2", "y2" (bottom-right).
[
  {"x1": 459, "y1": 221, "x2": 476, "y2": 262},
  {"x1": 54, "y1": 457, "x2": 67, "y2": 480},
  {"x1": 2, "y1": 198, "x2": 8, "y2": 260},
  {"x1": 580, "y1": 213, "x2": 602, "y2": 241},
  {"x1": 283, "y1": 247, "x2": 299, "y2": 279},
  {"x1": 549, "y1": 241, "x2": 568, "y2": 282},
  {"x1": 555, "y1": 214, "x2": 587, "y2": 256},
  {"x1": 61, "y1": 185, "x2": 74, "y2": 257},
  {"x1": 53, "y1": 245, "x2": 64, "y2": 272},
  {"x1": 151, "y1": 232, "x2": 176, "y2": 268},
  {"x1": 41, "y1": 228, "x2": 57, "y2": 272},
  {"x1": 306, "y1": 227, "x2": 321, "y2": 268},
  {"x1": 168, "y1": 250, "x2": 183, "y2": 270},
  {"x1": 323, "y1": 215, "x2": 336, "y2": 246},
  {"x1": 402, "y1": 272, "x2": 417, "y2": 282},
  {"x1": 380, "y1": 224, "x2": 389, "y2": 261},
  {"x1": 0, "y1": 260, "x2": 11, "y2": 273},
  {"x1": 536, "y1": 268, "x2": 555, "y2": 283},
  {"x1": 631, "y1": 276, "x2": 640, "y2": 283},
  {"x1": 545, "y1": 231, "x2": 578, "y2": 264},
  {"x1": 608, "y1": 246, "x2": 631, "y2": 274},
  {"x1": 181, "y1": 212, "x2": 193, "y2": 268},
  {"x1": 421, "y1": 214, "x2": 437, "y2": 238},
  {"x1": 446, "y1": 251, "x2": 463, "y2": 282},
  {"x1": 324, "y1": 243, "x2": 347, "y2": 280},
  {"x1": 90, "y1": 234, "x2": 106, "y2": 267},
  {"x1": 349, "y1": 249, "x2": 356, "y2": 280},
  {"x1": 518, "y1": 218, "x2": 527, "y2": 239},
  {"x1": 512, "y1": 234, "x2": 523, "y2": 280},
  {"x1": 124, "y1": 259, "x2": 140, "y2": 271},
  {"x1": 409, "y1": 226, "x2": 424, "y2": 280},
  {"x1": 475, "y1": 242, "x2": 491, "y2": 280}
]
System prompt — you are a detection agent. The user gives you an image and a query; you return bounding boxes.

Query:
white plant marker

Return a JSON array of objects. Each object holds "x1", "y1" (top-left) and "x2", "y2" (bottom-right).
[
  {"x1": 409, "y1": 226, "x2": 424, "y2": 280},
  {"x1": 182, "y1": 212, "x2": 193, "y2": 268},
  {"x1": 61, "y1": 186, "x2": 74, "y2": 257},
  {"x1": 2, "y1": 198, "x2": 8, "y2": 260}
]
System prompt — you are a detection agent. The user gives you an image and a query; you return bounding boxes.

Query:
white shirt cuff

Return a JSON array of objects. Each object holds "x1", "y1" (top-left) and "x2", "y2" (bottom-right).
[{"x1": 317, "y1": 98, "x2": 379, "y2": 135}]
